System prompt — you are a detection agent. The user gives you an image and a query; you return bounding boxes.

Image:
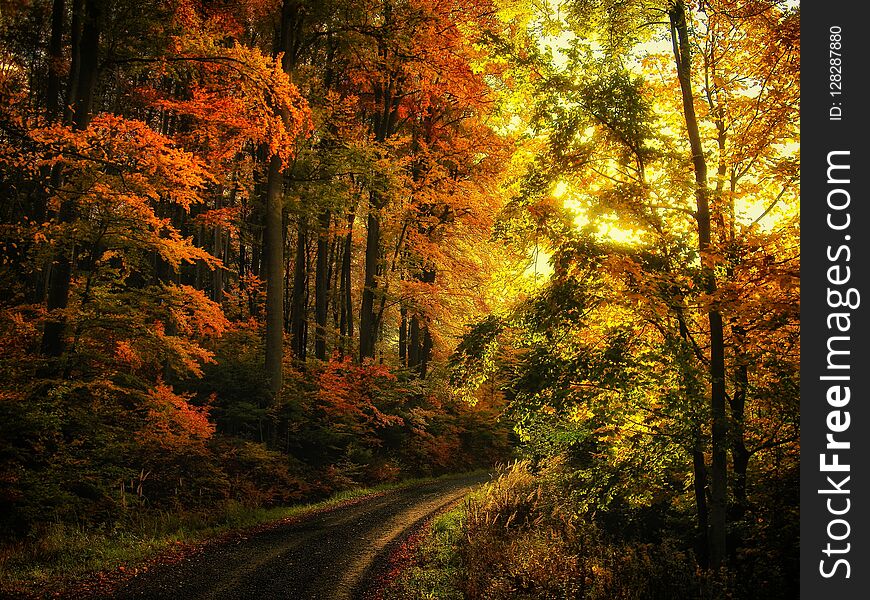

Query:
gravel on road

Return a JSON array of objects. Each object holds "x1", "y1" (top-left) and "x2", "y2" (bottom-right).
[{"x1": 106, "y1": 473, "x2": 487, "y2": 600}]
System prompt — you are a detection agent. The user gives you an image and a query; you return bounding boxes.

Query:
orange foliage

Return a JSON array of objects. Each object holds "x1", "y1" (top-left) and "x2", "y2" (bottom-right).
[
  {"x1": 195, "y1": 206, "x2": 241, "y2": 234},
  {"x1": 139, "y1": 382, "x2": 215, "y2": 449},
  {"x1": 316, "y1": 358, "x2": 404, "y2": 431},
  {"x1": 114, "y1": 340, "x2": 143, "y2": 370},
  {"x1": 31, "y1": 114, "x2": 221, "y2": 271},
  {"x1": 149, "y1": 16, "x2": 312, "y2": 167}
]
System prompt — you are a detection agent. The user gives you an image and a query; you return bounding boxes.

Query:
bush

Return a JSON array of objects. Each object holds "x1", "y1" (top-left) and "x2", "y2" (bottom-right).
[{"x1": 453, "y1": 461, "x2": 730, "y2": 600}]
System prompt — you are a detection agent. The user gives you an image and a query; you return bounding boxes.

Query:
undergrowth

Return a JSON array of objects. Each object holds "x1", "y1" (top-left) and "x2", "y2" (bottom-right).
[{"x1": 385, "y1": 461, "x2": 792, "y2": 600}]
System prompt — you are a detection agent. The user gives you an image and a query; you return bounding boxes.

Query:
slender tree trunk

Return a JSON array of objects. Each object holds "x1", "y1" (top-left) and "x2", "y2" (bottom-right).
[
  {"x1": 329, "y1": 238, "x2": 340, "y2": 333},
  {"x1": 251, "y1": 232, "x2": 261, "y2": 278},
  {"x1": 731, "y1": 325, "x2": 751, "y2": 516},
  {"x1": 46, "y1": 0, "x2": 65, "y2": 122},
  {"x1": 692, "y1": 441, "x2": 711, "y2": 569},
  {"x1": 63, "y1": 0, "x2": 83, "y2": 126},
  {"x1": 195, "y1": 224, "x2": 204, "y2": 290},
  {"x1": 263, "y1": 0, "x2": 304, "y2": 397},
  {"x1": 677, "y1": 319, "x2": 711, "y2": 569},
  {"x1": 41, "y1": 0, "x2": 101, "y2": 359},
  {"x1": 405, "y1": 267, "x2": 435, "y2": 376},
  {"x1": 339, "y1": 207, "x2": 354, "y2": 356},
  {"x1": 359, "y1": 201, "x2": 380, "y2": 361},
  {"x1": 418, "y1": 267, "x2": 435, "y2": 377},
  {"x1": 399, "y1": 304, "x2": 407, "y2": 366},
  {"x1": 290, "y1": 218, "x2": 307, "y2": 360},
  {"x1": 670, "y1": 0, "x2": 728, "y2": 570},
  {"x1": 284, "y1": 221, "x2": 291, "y2": 333},
  {"x1": 31, "y1": 0, "x2": 67, "y2": 302},
  {"x1": 420, "y1": 322, "x2": 433, "y2": 378},
  {"x1": 264, "y1": 154, "x2": 284, "y2": 399},
  {"x1": 211, "y1": 192, "x2": 227, "y2": 302},
  {"x1": 359, "y1": 12, "x2": 400, "y2": 361},
  {"x1": 408, "y1": 314, "x2": 420, "y2": 368},
  {"x1": 303, "y1": 232, "x2": 311, "y2": 350},
  {"x1": 238, "y1": 231, "x2": 247, "y2": 279},
  {"x1": 314, "y1": 210, "x2": 331, "y2": 359}
]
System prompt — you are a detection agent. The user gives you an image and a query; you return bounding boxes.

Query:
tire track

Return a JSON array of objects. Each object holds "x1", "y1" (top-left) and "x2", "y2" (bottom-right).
[{"x1": 107, "y1": 474, "x2": 486, "y2": 600}]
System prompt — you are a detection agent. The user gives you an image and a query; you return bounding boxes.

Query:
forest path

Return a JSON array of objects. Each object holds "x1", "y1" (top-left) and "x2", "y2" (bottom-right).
[{"x1": 107, "y1": 473, "x2": 486, "y2": 600}]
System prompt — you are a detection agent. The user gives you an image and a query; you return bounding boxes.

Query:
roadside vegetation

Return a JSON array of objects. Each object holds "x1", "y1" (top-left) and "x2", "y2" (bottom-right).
[{"x1": 385, "y1": 460, "x2": 796, "y2": 600}]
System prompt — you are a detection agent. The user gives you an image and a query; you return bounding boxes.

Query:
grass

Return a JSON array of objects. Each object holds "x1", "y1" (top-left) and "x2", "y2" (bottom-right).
[
  {"x1": 381, "y1": 489, "x2": 487, "y2": 600},
  {"x1": 0, "y1": 471, "x2": 482, "y2": 597}
]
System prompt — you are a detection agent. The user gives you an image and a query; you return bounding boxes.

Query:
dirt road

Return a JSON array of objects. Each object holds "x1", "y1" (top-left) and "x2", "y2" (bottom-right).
[{"x1": 107, "y1": 474, "x2": 486, "y2": 600}]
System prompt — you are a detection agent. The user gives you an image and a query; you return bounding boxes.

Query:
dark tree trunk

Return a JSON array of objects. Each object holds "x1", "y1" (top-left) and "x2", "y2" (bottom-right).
[
  {"x1": 420, "y1": 321, "x2": 433, "y2": 378},
  {"x1": 359, "y1": 203, "x2": 380, "y2": 361},
  {"x1": 40, "y1": 0, "x2": 101, "y2": 359},
  {"x1": 284, "y1": 221, "x2": 291, "y2": 333},
  {"x1": 62, "y1": 0, "x2": 83, "y2": 126},
  {"x1": 399, "y1": 305, "x2": 407, "y2": 366},
  {"x1": 693, "y1": 442, "x2": 711, "y2": 570},
  {"x1": 46, "y1": 0, "x2": 65, "y2": 122},
  {"x1": 406, "y1": 267, "x2": 435, "y2": 376},
  {"x1": 670, "y1": 0, "x2": 728, "y2": 570},
  {"x1": 264, "y1": 0, "x2": 305, "y2": 397},
  {"x1": 212, "y1": 227, "x2": 224, "y2": 301},
  {"x1": 418, "y1": 267, "x2": 435, "y2": 377},
  {"x1": 359, "y1": 8, "x2": 400, "y2": 361},
  {"x1": 290, "y1": 218, "x2": 307, "y2": 360},
  {"x1": 264, "y1": 154, "x2": 285, "y2": 399},
  {"x1": 251, "y1": 233, "x2": 261, "y2": 278},
  {"x1": 211, "y1": 192, "x2": 228, "y2": 303},
  {"x1": 70, "y1": 0, "x2": 100, "y2": 129},
  {"x1": 31, "y1": 0, "x2": 68, "y2": 302},
  {"x1": 339, "y1": 207, "x2": 354, "y2": 356},
  {"x1": 408, "y1": 314, "x2": 420, "y2": 368},
  {"x1": 329, "y1": 238, "x2": 341, "y2": 333},
  {"x1": 238, "y1": 229, "x2": 247, "y2": 276},
  {"x1": 314, "y1": 210, "x2": 331, "y2": 359},
  {"x1": 731, "y1": 325, "x2": 751, "y2": 516},
  {"x1": 679, "y1": 316, "x2": 710, "y2": 570}
]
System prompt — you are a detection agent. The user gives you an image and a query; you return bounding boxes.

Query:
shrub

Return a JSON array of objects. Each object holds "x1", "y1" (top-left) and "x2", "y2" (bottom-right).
[{"x1": 455, "y1": 461, "x2": 718, "y2": 600}]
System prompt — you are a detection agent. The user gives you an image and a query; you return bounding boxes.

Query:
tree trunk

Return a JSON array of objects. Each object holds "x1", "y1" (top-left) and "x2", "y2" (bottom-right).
[
  {"x1": 211, "y1": 192, "x2": 227, "y2": 303},
  {"x1": 679, "y1": 314, "x2": 711, "y2": 570},
  {"x1": 405, "y1": 266, "x2": 435, "y2": 376},
  {"x1": 263, "y1": 0, "x2": 305, "y2": 396},
  {"x1": 264, "y1": 154, "x2": 284, "y2": 399},
  {"x1": 31, "y1": 0, "x2": 68, "y2": 302},
  {"x1": 339, "y1": 207, "x2": 354, "y2": 356},
  {"x1": 408, "y1": 314, "x2": 420, "y2": 368},
  {"x1": 692, "y1": 442, "x2": 711, "y2": 570},
  {"x1": 418, "y1": 267, "x2": 435, "y2": 377},
  {"x1": 291, "y1": 218, "x2": 307, "y2": 360},
  {"x1": 420, "y1": 321, "x2": 433, "y2": 378},
  {"x1": 46, "y1": 0, "x2": 65, "y2": 122},
  {"x1": 399, "y1": 304, "x2": 407, "y2": 366},
  {"x1": 314, "y1": 210, "x2": 331, "y2": 359},
  {"x1": 359, "y1": 202, "x2": 380, "y2": 361},
  {"x1": 40, "y1": 0, "x2": 101, "y2": 359},
  {"x1": 329, "y1": 237, "x2": 340, "y2": 334},
  {"x1": 731, "y1": 325, "x2": 751, "y2": 516},
  {"x1": 670, "y1": 0, "x2": 728, "y2": 570}
]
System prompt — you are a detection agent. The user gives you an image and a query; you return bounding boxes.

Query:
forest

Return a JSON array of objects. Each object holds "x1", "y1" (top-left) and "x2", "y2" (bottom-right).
[{"x1": 0, "y1": 0, "x2": 799, "y2": 598}]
